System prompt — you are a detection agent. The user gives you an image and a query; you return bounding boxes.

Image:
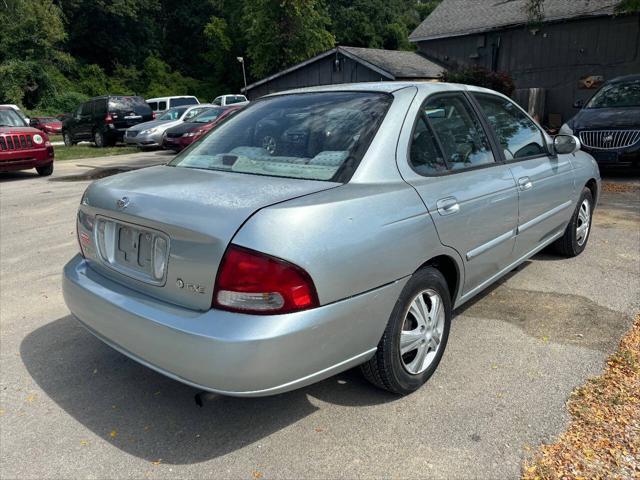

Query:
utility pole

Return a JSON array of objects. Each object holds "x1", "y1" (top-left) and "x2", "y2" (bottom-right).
[{"x1": 237, "y1": 57, "x2": 247, "y2": 94}]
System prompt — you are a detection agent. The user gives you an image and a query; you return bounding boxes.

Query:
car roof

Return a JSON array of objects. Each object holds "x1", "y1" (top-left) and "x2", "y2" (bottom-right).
[
  {"x1": 146, "y1": 95, "x2": 198, "y2": 101},
  {"x1": 607, "y1": 74, "x2": 640, "y2": 84},
  {"x1": 265, "y1": 81, "x2": 507, "y2": 98}
]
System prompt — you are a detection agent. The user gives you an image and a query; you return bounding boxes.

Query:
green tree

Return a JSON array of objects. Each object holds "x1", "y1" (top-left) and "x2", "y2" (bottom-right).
[
  {"x1": 0, "y1": 0, "x2": 69, "y2": 107},
  {"x1": 243, "y1": 0, "x2": 335, "y2": 78}
]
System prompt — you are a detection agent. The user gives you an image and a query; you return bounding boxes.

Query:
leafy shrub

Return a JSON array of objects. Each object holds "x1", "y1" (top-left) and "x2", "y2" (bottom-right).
[{"x1": 441, "y1": 66, "x2": 515, "y2": 96}]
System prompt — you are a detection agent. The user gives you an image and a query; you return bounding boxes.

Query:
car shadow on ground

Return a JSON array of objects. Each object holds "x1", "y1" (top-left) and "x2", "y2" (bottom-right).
[
  {"x1": 0, "y1": 171, "x2": 43, "y2": 182},
  {"x1": 20, "y1": 315, "x2": 398, "y2": 464}
]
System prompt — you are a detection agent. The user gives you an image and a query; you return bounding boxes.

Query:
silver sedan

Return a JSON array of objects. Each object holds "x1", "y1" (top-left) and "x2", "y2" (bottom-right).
[
  {"x1": 124, "y1": 104, "x2": 214, "y2": 147},
  {"x1": 63, "y1": 82, "x2": 600, "y2": 396}
]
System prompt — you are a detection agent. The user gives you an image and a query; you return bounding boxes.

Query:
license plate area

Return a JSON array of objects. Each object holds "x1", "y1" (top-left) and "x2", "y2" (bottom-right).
[
  {"x1": 591, "y1": 150, "x2": 618, "y2": 163},
  {"x1": 94, "y1": 216, "x2": 169, "y2": 285}
]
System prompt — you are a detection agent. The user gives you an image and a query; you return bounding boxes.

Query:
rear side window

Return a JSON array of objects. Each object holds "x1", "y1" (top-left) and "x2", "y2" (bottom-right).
[
  {"x1": 109, "y1": 96, "x2": 151, "y2": 115},
  {"x1": 158, "y1": 101, "x2": 167, "y2": 111},
  {"x1": 410, "y1": 116, "x2": 447, "y2": 175},
  {"x1": 170, "y1": 97, "x2": 198, "y2": 107},
  {"x1": 473, "y1": 93, "x2": 546, "y2": 160},
  {"x1": 80, "y1": 102, "x2": 92, "y2": 115},
  {"x1": 94, "y1": 99, "x2": 107, "y2": 115},
  {"x1": 422, "y1": 94, "x2": 495, "y2": 171}
]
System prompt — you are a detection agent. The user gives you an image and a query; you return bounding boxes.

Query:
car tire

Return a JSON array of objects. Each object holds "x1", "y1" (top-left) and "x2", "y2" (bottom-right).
[
  {"x1": 94, "y1": 130, "x2": 105, "y2": 148},
  {"x1": 63, "y1": 132, "x2": 74, "y2": 147},
  {"x1": 552, "y1": 187, "x2": 593, "y2": 257},
  {"x1": 36, "y1": 163, "x2": 54, "y2": 176},
  {"x1": 361, "y1": 267, "x2": 452, "y2": 395}
]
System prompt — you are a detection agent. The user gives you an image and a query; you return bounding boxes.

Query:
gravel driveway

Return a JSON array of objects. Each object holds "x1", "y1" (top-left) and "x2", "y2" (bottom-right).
[{"x1": 1, "y1": 157, "x2": 638, "y2": 479}]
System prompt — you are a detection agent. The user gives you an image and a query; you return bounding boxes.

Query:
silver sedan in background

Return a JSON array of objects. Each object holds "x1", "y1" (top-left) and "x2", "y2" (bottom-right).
[
  {"x1": 124, "y1": 104, "x2": 214, "y2": 148},
  {"x1": 63, "y1": 82, "x2": 600, "y2": 397}
]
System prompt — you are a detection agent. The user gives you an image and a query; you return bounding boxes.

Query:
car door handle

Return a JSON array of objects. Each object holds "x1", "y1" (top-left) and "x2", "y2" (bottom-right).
[
  {"x1": 436, "y1": 197, "x2": 460, "y2": 216},
  {"x1": 518, "y1": 177, "x2": 533, "y2": 191}
]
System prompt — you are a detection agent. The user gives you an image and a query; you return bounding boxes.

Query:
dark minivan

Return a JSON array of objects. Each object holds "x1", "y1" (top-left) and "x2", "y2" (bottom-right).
[
  {"x1": 561, "y1": 74, "x2": 640, "y2": 168},
  {"x1": 63, "y1": 96, "x2": 153, "y2": 147}
]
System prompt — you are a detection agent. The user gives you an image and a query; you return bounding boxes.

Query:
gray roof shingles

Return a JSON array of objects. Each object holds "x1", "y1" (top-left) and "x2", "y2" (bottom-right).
[
  {"x1": 409, "y1": 0, "x2": 619, "y2": 41},
  {"x1": 339, "y1": 46, "x2": 444, "y2": 78}
]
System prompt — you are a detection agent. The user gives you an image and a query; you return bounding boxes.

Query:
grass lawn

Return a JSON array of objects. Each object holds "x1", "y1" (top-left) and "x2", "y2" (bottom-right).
[
  {"x1": 54, "y1": 144, "x2": 140, "y2": 161},
  {"x1": 49, "y1": 134, "x2": 63, "y2": 143}
]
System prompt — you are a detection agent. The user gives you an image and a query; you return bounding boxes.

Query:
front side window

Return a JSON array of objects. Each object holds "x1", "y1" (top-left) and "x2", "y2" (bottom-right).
[
  {"x1": 473, "y1": 93, "x2": 546, "y2": 160},
  {"x1": 158, "y1": 101, "x2": 167, "y2": 111},
  {"x1": 0, "y1": 109, "x2": 26, "y2": 127},
  {"x1": 586, "y1": 79, "x2": 640, "y2": 108},
  {"x1": 423, "y1": 94, "x2": 495, "y2": 170},
  {"x1": 169, "y1": 91, "x2": 392, "y2": 182},
  {"x1": 148, "y1": 102, "x2": 158, "y2": 111},
  {"x1": 213, "y1": 97, "x2": 222, "y2": 106}
]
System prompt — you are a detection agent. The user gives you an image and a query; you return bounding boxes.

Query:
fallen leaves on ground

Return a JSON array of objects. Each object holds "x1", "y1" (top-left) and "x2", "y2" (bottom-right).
[
  {"x1": 602, "y1": 182, "x2": 640, "y2": 193},
  {"x1": 523, "y1": 314, "x2": 640, "y2": 480}
]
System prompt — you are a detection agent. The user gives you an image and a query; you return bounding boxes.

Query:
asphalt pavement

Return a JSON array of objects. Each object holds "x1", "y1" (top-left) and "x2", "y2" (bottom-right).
[{"x1": 1, "y1": 155, "x2": 638, "y2": 479}]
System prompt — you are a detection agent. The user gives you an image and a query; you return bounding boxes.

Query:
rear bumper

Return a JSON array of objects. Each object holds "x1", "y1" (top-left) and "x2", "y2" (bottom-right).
[
  {"x1": 0, "y1": 147, "x2": 53, "y2": 172},
  {"x1": 63, "y1": 255, "x2": 405, "y2": 396}
]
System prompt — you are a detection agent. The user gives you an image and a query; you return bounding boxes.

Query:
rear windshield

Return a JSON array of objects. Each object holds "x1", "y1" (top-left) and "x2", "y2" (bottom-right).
[
  {"x1": 158, "y1": 107, "x2": 188, "y2": 120},
  {"x1": 0, "y1": 109, "x2": 26, "y2": 127},
  {"x1": 169, "y1": 91, "x2": 392, "y2": 182},
  {"x1": 170, "y1": 97, "x2": 199, "y2": 107},
  {"x1": 108, "y1": 96, "x2": 152, "y2": 115},
  {"x1": 587, "y1": 79, "x2": 640, "y2": 108},
  {"x1": 37, "y1": 117, "x2": 57, "y2": 123},
  {"x1": 226, "y1": 96, "x2": 247, "y2": 104}
]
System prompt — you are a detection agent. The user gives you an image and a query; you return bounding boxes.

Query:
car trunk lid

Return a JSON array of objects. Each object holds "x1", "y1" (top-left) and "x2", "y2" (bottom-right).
[{"x1": 78, "y1": 165, "x2": 339, "y2": 310}]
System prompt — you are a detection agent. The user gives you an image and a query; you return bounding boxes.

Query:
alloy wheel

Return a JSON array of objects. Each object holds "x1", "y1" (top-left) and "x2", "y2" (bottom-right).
[
  {"x1": 399, "y1": 289, "x2": 445, "y2": 375},
  {"x1": 576, "y1": 198, "x2": 591, "y2": 246}
]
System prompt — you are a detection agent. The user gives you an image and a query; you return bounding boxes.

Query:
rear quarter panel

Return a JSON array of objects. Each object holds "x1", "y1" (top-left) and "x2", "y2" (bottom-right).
[{"x1": 232, "y1": 182, "x2": 464, "y2": 306}]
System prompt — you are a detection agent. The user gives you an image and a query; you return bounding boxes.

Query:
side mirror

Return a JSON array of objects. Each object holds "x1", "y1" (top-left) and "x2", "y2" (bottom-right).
[
  {"x1": 572, "y1": 99, "x2": 583, "y2": 109},
  {"x1": 553, "y1": 135, "x2": 581, "y2": 155}
]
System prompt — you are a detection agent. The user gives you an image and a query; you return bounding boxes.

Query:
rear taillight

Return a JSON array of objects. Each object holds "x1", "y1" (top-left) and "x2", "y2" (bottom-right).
[
  {"x1": 104, "y1": 114, "x2": 113, "y2": 124},
  {"x1": 213, "y1": 245, "x2": 319, "y2": 315},
  {"x1": 152, "y1": 112, "x2": 157, "y2": 119}
]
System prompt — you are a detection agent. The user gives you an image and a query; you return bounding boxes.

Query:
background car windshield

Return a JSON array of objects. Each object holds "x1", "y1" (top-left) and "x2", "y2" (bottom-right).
[
  {"x1": 171, "y1": 97, "x2": 198, "y2": 107},
  {"x1": 227, "y1": 96, "x2": 247, "y2": 104},
  {"x1": 0, "y1": 109, "x2": 26, "y2": 127},
  {"x1": 158, "y1": 107, "x2": 188, "y2": 120},
  {"x1": 192, "y1": 109, "x2": 224, "y2": 123},
  {"x1": 586, "y1": 80, "x2": 640, "y2": 108},
  {"x1": 38, "y1": 117, "x2": 56, "y2": 123},
  {"x1": 169, "y1": 92, "x2": 391, "y2": 181},
  {"x1": 109, "y1": 96, "x2": 151, "y2": 114}
]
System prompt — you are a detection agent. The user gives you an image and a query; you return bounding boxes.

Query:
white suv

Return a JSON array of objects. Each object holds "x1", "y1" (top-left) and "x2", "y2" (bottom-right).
[{"x1": 146, "y1": 96, "x2": 199, "y2": 114}]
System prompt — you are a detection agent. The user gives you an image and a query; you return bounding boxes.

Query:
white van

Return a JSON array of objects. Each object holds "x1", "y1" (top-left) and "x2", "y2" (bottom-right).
[
  {"x1": 146, "y1": 96, "x2": 199, "y2": 114},
  {"x1": 212, "y1": 94, "x2": 249, "y2": 107}
]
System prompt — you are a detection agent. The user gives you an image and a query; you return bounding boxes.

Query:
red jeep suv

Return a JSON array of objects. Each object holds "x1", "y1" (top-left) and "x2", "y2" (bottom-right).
[{"x1": 0, "y1": 106, "x2": 54, "y2": 176}]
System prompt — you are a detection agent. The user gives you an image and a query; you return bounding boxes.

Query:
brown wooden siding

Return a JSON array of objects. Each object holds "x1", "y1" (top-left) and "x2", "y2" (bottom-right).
[{"x1": 416, "y1": 14, "x2": 640, "y2": 123}]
